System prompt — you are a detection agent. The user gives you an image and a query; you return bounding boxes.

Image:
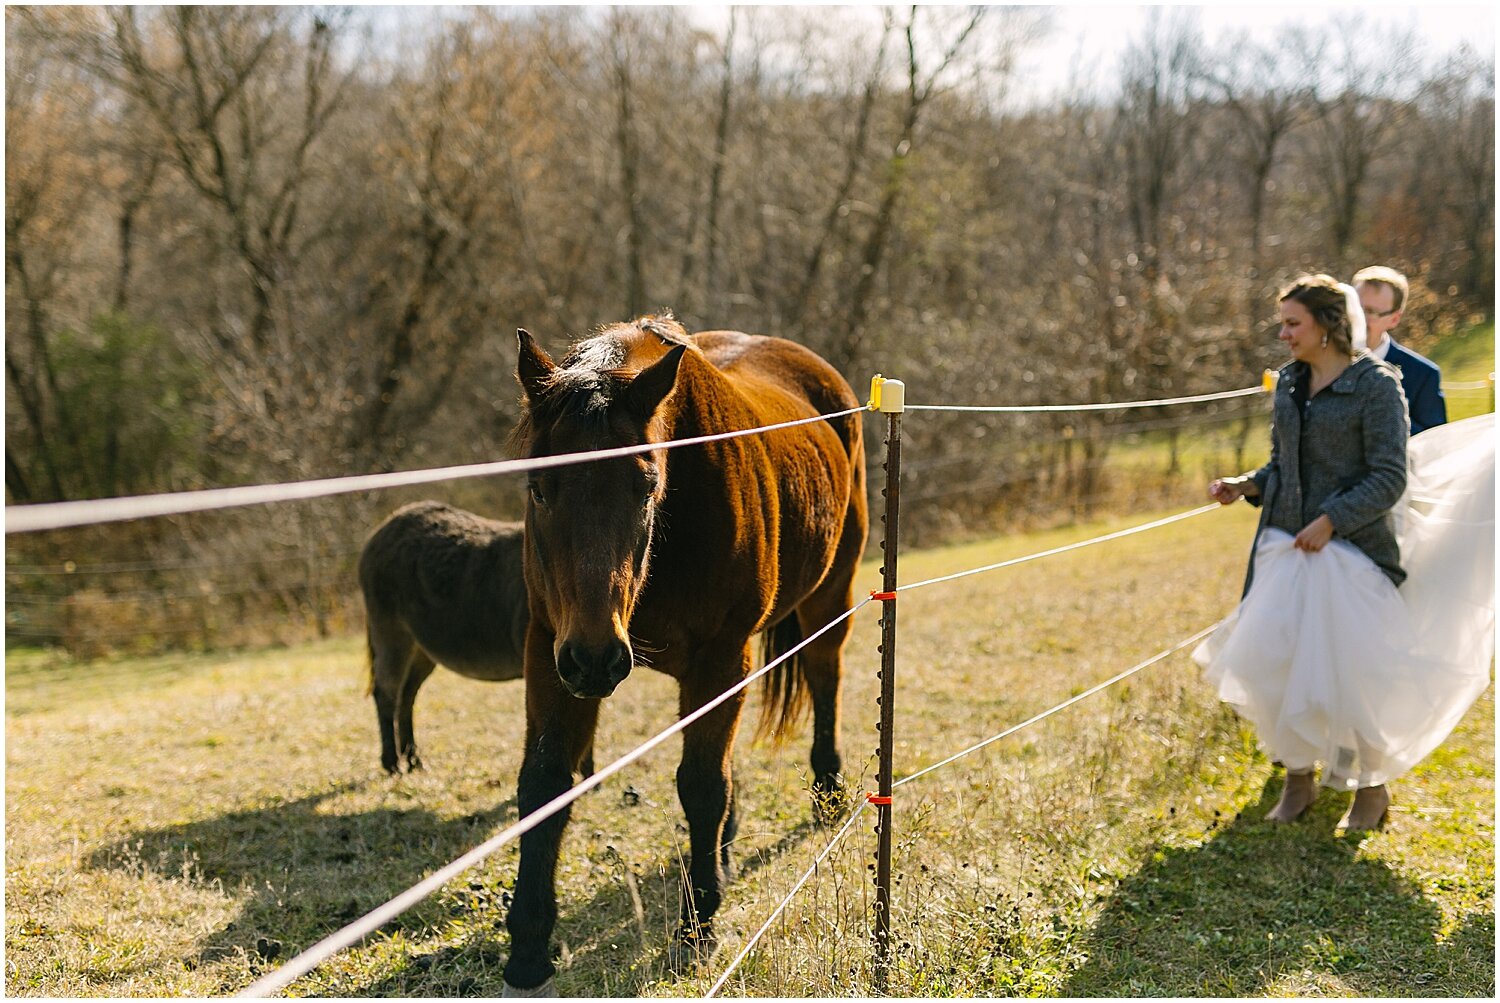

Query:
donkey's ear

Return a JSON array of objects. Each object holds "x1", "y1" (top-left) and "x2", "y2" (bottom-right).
[
  {"x1": 516, "y1": 329, "x2": 556, "y2": 403},
  {"x1": 622, "y1": 344, "x2": 687, "y2": 423}
]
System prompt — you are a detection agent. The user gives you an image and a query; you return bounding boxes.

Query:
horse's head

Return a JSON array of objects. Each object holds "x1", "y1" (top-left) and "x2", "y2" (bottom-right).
[{"x1": 513, "y1": 325, "x2": 687, "y2": 699}]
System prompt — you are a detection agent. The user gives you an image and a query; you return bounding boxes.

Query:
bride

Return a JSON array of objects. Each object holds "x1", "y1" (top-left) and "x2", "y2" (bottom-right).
[{"x1": 1194, "y1": 273, "x2": 1494, "y2": 832}]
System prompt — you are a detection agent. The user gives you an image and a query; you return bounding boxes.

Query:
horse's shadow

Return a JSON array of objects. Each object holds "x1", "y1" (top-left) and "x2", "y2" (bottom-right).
[
  {"x1": 85, "y1": 782, "x2": 517, "y2": 985},
  {"x1": 87, "y1": 778, "x2": 829, "y2": 996},
  {"x1": 1062, "y1": 776, "x2": 1495, "y2": 997},
  {"x1": 349, "y1": 796, "x2": 834, "y2": 997},
  {"x1": 349, "y1": 855, "x2": 684, "y2": 998}
]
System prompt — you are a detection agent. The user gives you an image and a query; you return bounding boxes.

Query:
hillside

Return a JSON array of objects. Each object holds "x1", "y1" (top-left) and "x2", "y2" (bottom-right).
[{"x1": 6, "y1": 504, "x2": 1492, "y2": 996}]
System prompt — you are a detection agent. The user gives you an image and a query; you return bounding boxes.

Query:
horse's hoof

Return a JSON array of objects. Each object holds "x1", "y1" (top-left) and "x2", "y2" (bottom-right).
[
  {"x1": 501, "y1": 976, "x2": 557, "y2": 997},
  {"x1": 666, "y1": 929, "x2": 718, "y2": 972}
]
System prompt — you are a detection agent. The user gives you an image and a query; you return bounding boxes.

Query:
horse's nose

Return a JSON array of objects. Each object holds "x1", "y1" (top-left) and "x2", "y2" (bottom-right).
[{"x1": 558, "y1": 639, "x2": 632, "y2": 697}]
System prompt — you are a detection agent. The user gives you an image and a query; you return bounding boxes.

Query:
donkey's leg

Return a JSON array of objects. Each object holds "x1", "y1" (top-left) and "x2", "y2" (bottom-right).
[
  {"x1": 669, "y1": 648, "x2": 748, "y2": 966},
  {"x1": 397, "y1": 651, "x2": 437, "y2": 772},
  {"x1": 503, "y1": 634, "x2": 601, "y2": 993},
  {"x1": 368, "y1": 613, "x2": 415, "y2": 775}
]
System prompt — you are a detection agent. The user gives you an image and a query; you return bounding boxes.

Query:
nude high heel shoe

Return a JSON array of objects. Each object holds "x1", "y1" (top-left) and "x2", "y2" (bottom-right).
[
  {"x1": 1339, "y1": 784, "x2": 1390, "y2": 832},
  {"x1": 1267, "y1": 769, "x2": 1318, "y2": 823}
]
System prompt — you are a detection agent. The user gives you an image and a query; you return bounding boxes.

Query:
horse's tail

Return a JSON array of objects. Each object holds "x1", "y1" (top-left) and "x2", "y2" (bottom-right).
[{"x1": 755, "y1": 613, "x2": 810, "y2": 744}]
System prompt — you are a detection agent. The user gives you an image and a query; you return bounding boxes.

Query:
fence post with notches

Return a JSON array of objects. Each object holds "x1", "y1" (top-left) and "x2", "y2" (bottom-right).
[{"x1": 868, "y1": 374, "x2": 904, "y2": 992}]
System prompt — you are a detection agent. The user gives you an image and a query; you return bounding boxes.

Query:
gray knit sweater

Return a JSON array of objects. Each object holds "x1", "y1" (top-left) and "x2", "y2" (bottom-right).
[{"x1": 1242, "y1": 353, "x2": 1410, "y2": 591}]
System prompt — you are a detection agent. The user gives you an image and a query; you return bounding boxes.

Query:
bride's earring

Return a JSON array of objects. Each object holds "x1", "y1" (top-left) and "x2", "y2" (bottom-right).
[{"x1": 1321, "y1": 334, "x2": 1328, "y2": 348}]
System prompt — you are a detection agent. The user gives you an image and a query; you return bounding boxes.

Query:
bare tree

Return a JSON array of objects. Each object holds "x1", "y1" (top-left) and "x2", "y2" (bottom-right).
[
  {"x1": 107, "y1": 8, "x2": 348, "y2": 365},
  {"x1": 352, "y1": 20, "x2": 503, "y2": 466},
  {"x1": 1193, "y1": 30, "x2": 1314, "y2": 465},
  {"x1": 1301, "y1": 15, "x2": 1419, "y2": 266},
  {"x1": 788, "y1": 10, "x2": 893, "y2": 334},
  {"x1": 701, "y1": 8, "x2": 738, "y2": 308},
  {"x1": 1115, "y1": 10, "x2": 1207, "y2": 472},
  {"x1": 839, "y1": 5, "x2": 988, "y2": 367},
  {"x1": 1195, "y1": 32, "x2": 1312, "y2": 283},
  {"x1": 5, "y1": 9, "x2": 107, "y2": 500},
  {"x1": 1414, "y1": 48, "x2": 1495, "y2": 313},
  {"x1": 606, "y1": 8, "x2": 649, "y2": 317},
  {"x1": 1117, "y1": 8, "x2": 1203, "y2": 282}
]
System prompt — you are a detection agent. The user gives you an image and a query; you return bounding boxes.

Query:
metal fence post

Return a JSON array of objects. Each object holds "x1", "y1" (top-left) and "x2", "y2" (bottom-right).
[{"x1": 868, "y1": 374, "x2": 905, "y2": 992}]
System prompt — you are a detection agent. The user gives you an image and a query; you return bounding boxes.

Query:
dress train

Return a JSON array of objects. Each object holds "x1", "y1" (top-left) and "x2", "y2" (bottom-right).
[{"x1": 1193, "y1": 414, "x2": 1495, "y2": 788}]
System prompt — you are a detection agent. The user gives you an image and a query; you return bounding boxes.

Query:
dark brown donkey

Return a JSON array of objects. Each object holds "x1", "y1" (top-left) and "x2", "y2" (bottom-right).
[
  {"x1": 360, "y1": 501, "x2": 530, "y2": 774},
  {"x1": 501, "y1": 315, "x2": 867, "y2": 994}
]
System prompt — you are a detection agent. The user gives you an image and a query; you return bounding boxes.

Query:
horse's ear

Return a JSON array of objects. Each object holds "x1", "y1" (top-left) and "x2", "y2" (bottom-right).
[
  {"x1": 516, "y1": 329, "x2": 556, "y2": 403},
  {"x1": 622, "y1": 344, "x2": 687, "y2": 423}
]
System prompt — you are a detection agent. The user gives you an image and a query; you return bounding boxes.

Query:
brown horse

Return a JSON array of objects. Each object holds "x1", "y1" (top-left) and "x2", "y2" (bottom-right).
[
  {"x1": 360, "y1": 501, "x2": 529, "y2": 773},
  {"x1": 501, "y1": 314, "x2": 867, "y2": 993}
]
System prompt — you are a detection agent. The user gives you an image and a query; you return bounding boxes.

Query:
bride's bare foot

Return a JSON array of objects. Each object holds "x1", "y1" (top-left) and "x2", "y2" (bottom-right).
[
  {"x1": 1339, "y1": 784, "x2": 1390, "y2": 832},
  {"x1": 1267, "y1": 769, "x2": 1318, "y2": 822}
]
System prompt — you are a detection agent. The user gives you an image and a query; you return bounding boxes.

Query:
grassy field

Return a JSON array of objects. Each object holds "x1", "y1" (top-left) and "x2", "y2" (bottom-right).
[
  {"x1": 1105, "y1": 322, "x2": 1495, "y2": 491},
  {"x1": 1430, "y1": 323, "x2": 1496, "y2": 423},
  {"x1": 6, "y1": 502, "x2": 1493, "y2": 997}
]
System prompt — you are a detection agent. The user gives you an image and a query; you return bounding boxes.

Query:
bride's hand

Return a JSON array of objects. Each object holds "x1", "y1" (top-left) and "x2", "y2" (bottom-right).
[
  {"x1": 1209, "y1": 477, "x2": 1246, "y2": 505},
  {"x1": 1294, "y1": 515, "x2": 1335, "y2": 552}
]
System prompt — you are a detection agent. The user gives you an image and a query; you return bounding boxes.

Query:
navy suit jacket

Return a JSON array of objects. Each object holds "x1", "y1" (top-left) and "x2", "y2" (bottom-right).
[{"x1": 1381, "y1": 337, "x2": 1447, "y2": 435}]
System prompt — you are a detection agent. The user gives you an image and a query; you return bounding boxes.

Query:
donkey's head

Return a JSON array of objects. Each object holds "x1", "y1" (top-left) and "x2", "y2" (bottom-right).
[{"x1": 513, "y1": 327, "x2": 687, "y2": 699}]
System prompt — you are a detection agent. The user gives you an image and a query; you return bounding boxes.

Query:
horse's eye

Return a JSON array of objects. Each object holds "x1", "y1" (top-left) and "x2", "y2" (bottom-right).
[{"x1": 528, "y1": 482, "x2": 545, "y2": 507}]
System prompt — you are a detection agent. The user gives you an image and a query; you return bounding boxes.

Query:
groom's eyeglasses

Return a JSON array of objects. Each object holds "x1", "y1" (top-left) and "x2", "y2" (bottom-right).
[{"x1": 1362, "y1": 306, "x2": 1398, "y2": 318}]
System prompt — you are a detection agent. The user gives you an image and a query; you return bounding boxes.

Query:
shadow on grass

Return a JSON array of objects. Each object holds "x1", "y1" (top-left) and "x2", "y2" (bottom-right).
[
  {"x1": 522, "y1": 798, "x2": 832, "y2": 996},
  {"x1": 347, "y1": 869, "x2": 682, "y2": 999},
  {"x1": 734, "y1": 812, "x2": 829, "y2": 881},
  {"x1": 1063, "y1": 775, "x2": 1496, "y2": 997},
  {"x1": 85, "y1": 769, "x2": 832, "y2": 996},
  {"x1": 333, "y1": 942, "x2": 511, "y2": 999},
  {"x1": 343, "y1": 807, "x2": 830, "y2": 997},
  {"x1": 86, "y1": 783, "x2": 517, "y2": 985}
]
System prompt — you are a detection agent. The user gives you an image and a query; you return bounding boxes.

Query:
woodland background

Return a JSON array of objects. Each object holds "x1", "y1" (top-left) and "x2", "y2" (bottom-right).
[{"x1": 5, "y1": 5, "x2": 1495, "y2": 655}]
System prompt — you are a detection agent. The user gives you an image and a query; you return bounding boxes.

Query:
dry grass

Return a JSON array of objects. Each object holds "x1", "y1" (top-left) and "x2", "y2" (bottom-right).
[{"x1": 6, "y1": 504, "x2": 1493, "y2": 997}]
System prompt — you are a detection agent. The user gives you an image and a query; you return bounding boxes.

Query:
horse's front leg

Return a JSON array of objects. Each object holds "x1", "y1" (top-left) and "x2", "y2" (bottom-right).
[
  {"x1": 503, "y1": 633, "x2": 600, "y2": 995},
  {"x1": 669, "y1": 648, "x2": 748, "y2": 968}
]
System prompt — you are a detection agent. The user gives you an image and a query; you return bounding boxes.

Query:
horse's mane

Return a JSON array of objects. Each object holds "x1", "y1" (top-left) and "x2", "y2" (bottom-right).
[{"x1": 510, "y1": 313, "x2": 691, "y2": 455}]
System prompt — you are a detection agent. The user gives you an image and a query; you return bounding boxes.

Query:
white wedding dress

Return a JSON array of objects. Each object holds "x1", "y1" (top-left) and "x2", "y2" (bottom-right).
[{"x1": 1194, "y1": 414, "x2": 1495, "y2": 789}]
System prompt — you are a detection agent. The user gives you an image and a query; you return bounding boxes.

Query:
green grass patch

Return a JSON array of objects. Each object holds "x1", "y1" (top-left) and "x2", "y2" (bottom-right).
[
  {"x1": 1429, "y1": 323, "x2": 1495, "y2": 423},
  {"x1": 6, "y1": 507, "x2": 1492, "y2": 996},
  {"x1": 1428, "y1": 322, "x2": 1495, "y2": 384},
  {"x1": 1103, "y1": 321, "x2": 1495, "y2": 488}
]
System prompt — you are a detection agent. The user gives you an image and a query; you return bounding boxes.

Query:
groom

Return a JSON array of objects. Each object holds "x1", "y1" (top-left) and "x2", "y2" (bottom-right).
[{"x1": 1354, "y1": 265, "x2": 1447, "y2": 435}]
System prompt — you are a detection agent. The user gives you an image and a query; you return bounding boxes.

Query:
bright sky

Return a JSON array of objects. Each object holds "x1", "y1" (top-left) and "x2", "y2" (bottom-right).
[
  {"x1": 674, "y1": 3, "x2": 1495, "y2": 105},
  {"x1": 1035, "y1": 1, "x2": 1494, "y2": 51},
  {"x1": 373, "y1": 4, "x2": 1496, "y2": 101},
  {"x1": 1020, "y1": 3, "x2": 1495, "y2": 100}
]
